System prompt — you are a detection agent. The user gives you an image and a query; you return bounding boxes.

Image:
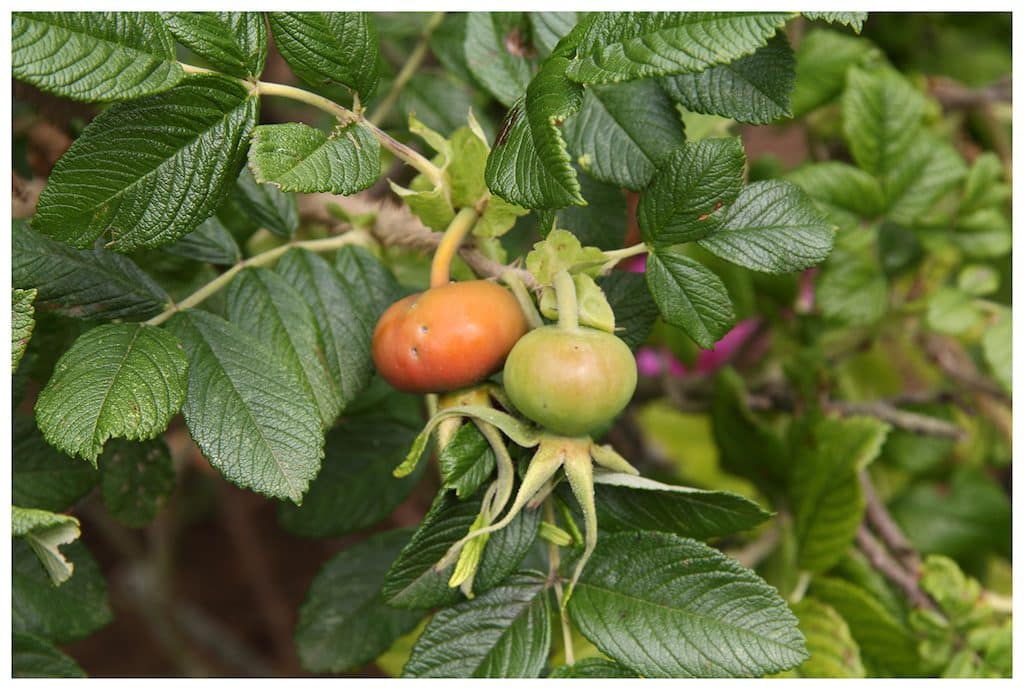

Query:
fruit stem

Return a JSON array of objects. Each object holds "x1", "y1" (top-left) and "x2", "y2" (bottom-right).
[
  {"x1": 552, "y1": 270, "x2": 580, "y2": 331},
  {"x1": 544, "y1": 498, "x2": 576, "y2": 666},
  {"x1": 502, "y1": 271, "x2": 544, "y2": 330},
  {"x1": 429, "y1": 206, "x2": 479, "y2": 288}
]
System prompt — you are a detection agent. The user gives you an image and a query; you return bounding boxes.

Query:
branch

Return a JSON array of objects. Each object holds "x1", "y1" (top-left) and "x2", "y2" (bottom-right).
[
  {"x1": 856, "y1": 525, "x2": 937, "y2": 611},
  {"x1": 860, "y1": 471, "x2": 921, "y2": 575},
  {"x1": 825, "y1": 400, "x2": 966, "y2": 440},
  {"x1": 928, "y1": 75, "x2": 1012, "y2": 110},
  {"x1": 368, "y1": 12, "x2": 445, "y2": 126}
]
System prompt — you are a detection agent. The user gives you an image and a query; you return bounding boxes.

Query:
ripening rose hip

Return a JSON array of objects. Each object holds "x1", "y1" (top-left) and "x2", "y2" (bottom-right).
[{"x1": 372, "y1": 280, "x2": 528, "y2": 394}]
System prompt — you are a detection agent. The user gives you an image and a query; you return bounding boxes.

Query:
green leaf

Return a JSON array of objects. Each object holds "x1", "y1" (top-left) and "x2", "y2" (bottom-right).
[
  {"x1": 485, "y1": 52, "x2": 585, "y2": 209},
  {"x1": 248, "y1": 121, "x2": 380, "y2": 195},
  {"x1": 13, "y1": 415, "x2": 98, "y2": 512},
  {"x1": 564, "y1": 79, "x2": 685, "y2": 190},
  {"x1": 638, "y1": 138, "x2": 746, "y2": 247},
  {"x1": 791, "y1": 29, "x2": 880, "y2": 117},
  {"x1": 529, "y1": 12, "x2": 579, "y2": 57},
  {"x1": 547, "y1": 169, "x2": 627, "y2": 250},
  {"x1": 438, "y1": 423, "x2": 496, "y2": 499},
  {"x1": 699, "y1": 181, "x2": 835, "y2": 274},
  {"x1": 786, "y1": 162, "x2": 886, "y2": 229},
  {"x1": 168, "y1": 309, "x2": 323, "y2": 504},
  {"x1": 13, "y1": 540, "x2": 112, "y2": 644},
  {"x1": 790, "y1": 597, "x2": 865, "y2": 677},
  {"x1": 397, "y1": 70, "x2": 481, "y2": 137},
  {"x1": 99, "y1": 438, "x2": 175, "y2": 528},
  {"x1": 711, "y1": 368, "x2": 789, "y2": 496},
  {"x1": 803, "y1": 12, "x2": 868, "y2": 33},
  {"x1": 925, "y1": 287, "x2": 983, "y2": 336},
  {"x1": 163, "y1": 12, "x2": 266, "y2": 79},
  {"x1": 646, "y1": 248, "x2": 736, "y2": 349},
  {"x1": 276, "y1": 247, "x2": 400, "y2": 406},
  {"x1": 525, "y1": 228, "x2": 605, "y2": 286},
  {"x1": 12, "y1": 507, "x2": 81, "y2": 586},
  {"x1": 842, "y1": 66, "x2": 926, "y2": 178},
  {"x1": 267, "y1": 12, "x2": 381, "y2": 97},
  {"x1": 403, "y1": 571, "x2": 552, "y2": 678},
  {"x1": 277, "y1": 411, "x2": 424, "y2": 538},
  {"x1": 960, "y1": 152, "x2": 1010, "y2": 215},
  {"x1": 566, "y1": 12, "x2": 792, "y2": 84},
  {"x1": 816, "y1": 239, "x2": 888, "y2": 326},
  {"x1": 578, "y1": 471, "x2": 771, "y2": 538},
  {"x1": 568, "y1": 531, "x2": 807, "y2": 677},
  {"x1": 162, "y1": 214, "x2": 241, "y2": 265},
  {"x1": 549, "y1": 658, "x2": 639, "y2": 678},
  {"x1": 951, "y1": 209, "x2": 1012, "y2": 259},
  {"x1": 598, "y1": 272, "x2": 659, "y2": 350},
  {"x1": 13, "y1": 221, "x2": 170, "y2": 321},
  {"x1": 382, "y1": 487, "x2": 541, "y2": 610},
  {"x1": 464, "y1": 13, "x2": 533, "y2": 107},
  {"x1": 662, "y1": 34, "x2": 795, "y2": 124},
  {"x1": 226, "y1": 267, "x2": 341, "y2": 427},
  {"x1": 35, "y1": 323, "x2": 188, "y2": 465},
  {"x1": 957, "y1": 264, "x2": 999, "y2": 297},
  {"x1": 883, "y1": 132, "x2": 967, "y2": 224},
  {"x1": 295, "y1": 529, "x2": 424, "y2": 673},
  {"x1": 12, "y1": 288, "x2": 37, "y2": 373},
  {"x1": 12, "y1": 633, "x2": 87, "y2": 679},
  {"x1": 33, "y1": 74, "x2": 258, "y2": 252},
  {"x1": 232, "y1": 166, "x2": 299, "y2": 238},
  {"x1": 981, "y1": 310, "x2": 1011, "y2": 393},
  {"x1": 811, "y1": 576, "x2": 921, "y2": 676},
  {"x1": 790, "y1": 415, "x2": 890, "y2": 573},
  {"x1": 12, "y1": 12, "x2": 183, "y2": 102}
]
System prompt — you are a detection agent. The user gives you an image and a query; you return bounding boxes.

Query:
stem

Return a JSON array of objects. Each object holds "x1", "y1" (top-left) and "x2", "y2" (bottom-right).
[
  {"x1": 368, "y1": 12, "x2": 445, "y2": 126},
  {"x1": 180, "y1": 62, "x2": 218, "y2": 76},
  {"x1": 503, "y1": 271, "x2": 544, "y2": 330},
  {"x1": 601, "y1": 242, "x2": 649, "y2": 271},
  {"x1": 544, "y1": 498, "x2": 575, "y2": 666},
  {"x1": 429, "y1": 207, "x2": 479, "y2": 288},
  {"x1": 145, "y1": 230, "x2": 371, "y2": 327},
  {"x1": 790, "y1": 571, "x2": 811, "y2": 603},
  {"x1": 552, "y1": 270, "x2": 579, "y2": 331},
  {"x1": 856, "y1": 525, "x2": 937, "y2": 610}
]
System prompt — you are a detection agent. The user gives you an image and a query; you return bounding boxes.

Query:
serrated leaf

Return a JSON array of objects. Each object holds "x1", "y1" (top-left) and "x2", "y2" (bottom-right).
[
  {"x1": 267, "y1": 12, "x2": 381, "y2": 97},
  {"x1": 568, "y1": 531, "x2": 807, "y2": 677},
  {"x1": 786, "y1": 162, "x2": 886, "y2": 229},
  {"x1": 12, "y1": 507, "x2": 81, "y2": 586},
  {"x1": 12, "y1": 633, "x2": 87, "y2": 679},
  {"x1": 790, "y1": 597, "x2": 865, "y2": 677},
  {"x1": 583, "y1": 471, "x2": 771, "y2": 538},
  {"x1": 790, "y1": 415, "x2": 890, "y2": 573},
  {"x1": 791, "y1": 29, "x2": 880, "y2": 117},
  {"x1": 926, "y1": 287, "x2": 983, "y2": 336},
  {"x1": 276, "y1": 247, "x2": 400, "y2": 407},
  {"x1": 564, "y1": 79, "x2": 685, "y2": 190},
  {"x1": 99, "y1": 438, "x2": 175, "y2": 528},
  {"x1": 232, "y1": 166, "x2": 299, "y2": 238},
  {"x1": 883, "y1": 132, "x2": 967, "y2": 224},
  {"x1": 662, "y1": 34, "x2": 795, "y2": 124},
  {"x1": 35, "y1": 324, "x2": 188, "y2": 464},
  {"x1": 13, "y1": 540, "x2": 112, "y2": 643},
  {"x1": 951, "y1": 209, "x2": 1012, "y2": 259},
  {"x1": 403, "y1": 571, "x2": 552, "y2": 678},
  {"x1": 549, "y1": 658, "x2": 638, "y2": 678},
  {"x1": 981, "y1": 310, "x2": 1011, "y2": 393},
  {"x1": 646, "y1": 248, "x2": 735, "y2": 349},
  {"x1": 33, "y1": 74, "x2": 258, "y2": 252},
  {"x1": 12, "y1": 288, "x2": 37, "y2": 373},
  {"x1": 816, "y1": 243, "x2": 888, "y2": 326},
  {"x1": 397, "y1": 70, "x2": 481, "y2": 138},
  {"x1": 811, "y1": 576, "x2": 921, "y2": 676},
  {"x1": 638, "y1": 138, "x2": 746, "y2": 247},
  {"x1": 226, "y1": 267, "x2": 341, "y2": 427},
  {"x1": 296, "y1": 529, "x2": 424, "y2": 673},
  {"x1": 803, "y1": 12, "x2": 868, "y2": 33},
  {"x1": 566, "y1": 12, "x2": 792, "y2": 84},
  {"x1": 599, "y1": 272, "x2": 659, "y2": 350},
  {"x1": 162, "y1": 214, "x2": 241, "y2": 265},
  {"x1": 464, "y1": 12, "x2": 533, "y2": 107},
  {"x1": 248, "y1": 121, "x2": 380, "y2": 195},
  {"x1": 438, "y1": 423, "x2": 496, "y2": 498},
  {"x1": 13, "y1": 415, "x2": 98, "y2": 512},
  {"x1": 12, "y1": 12, "x2": 183, "y2": 102},
  {"x1": 163, "y1": 12, "x2": 266, "y2": 78},
  {"x1": 485, "y1": 51, "x2": 585, "y2": 209},
  {"x1": 842, "y1": 66, "x2": 926, "y2": 178},
  {"x1": 168, "y1": 309, "x2": 323, "y2": 504},
  {"x1": 382, "y1": 487, "x2": 541, "y2": 610},
  {"x1": 13, "y1": 221, "x2": 170, "y2": 321},
  {"x1": 277, "y1": 410, "x2": 424, "y2": 538},
  {"x1": 548, "y1": 168, "x2": 627, "y2": 250},
  {"x1": 698, "y1": 181, "x2": 835, "y2": 274},
  {"x1": 960, "y1": 152, "x2": 1010, "y2": 215}
]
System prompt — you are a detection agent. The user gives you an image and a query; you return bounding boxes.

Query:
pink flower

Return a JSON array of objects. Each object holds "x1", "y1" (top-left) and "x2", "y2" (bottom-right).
[{"x1": 637, "y1": 319, "x2": 760, "y2": 378}]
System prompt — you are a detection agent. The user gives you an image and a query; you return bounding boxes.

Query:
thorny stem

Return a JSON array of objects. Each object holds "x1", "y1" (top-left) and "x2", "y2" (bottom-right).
[
  {"x1": 553, "y1": 270, "x2": 579, "y2": 331},
  {"x1": 368, "y1": 12, "x2": 445, "y2": 126},
  {"x1": 144, "y1": 230, "x2": 373, "y2": 327},
  {"x1": 430, "y1": 207, "x2": 480, "y2": 288},
  {"x1": 544, "y1": 498, "x2": 575, "y2": 666}
]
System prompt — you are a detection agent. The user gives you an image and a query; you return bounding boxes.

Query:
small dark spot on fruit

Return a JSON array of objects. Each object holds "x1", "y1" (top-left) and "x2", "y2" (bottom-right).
[
  {"x1": 419, "y1": 324, "x2": 429, "y2": 334},
  {"x1": 410, "y1": 346, "x2": 419, "y2": 358}
]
